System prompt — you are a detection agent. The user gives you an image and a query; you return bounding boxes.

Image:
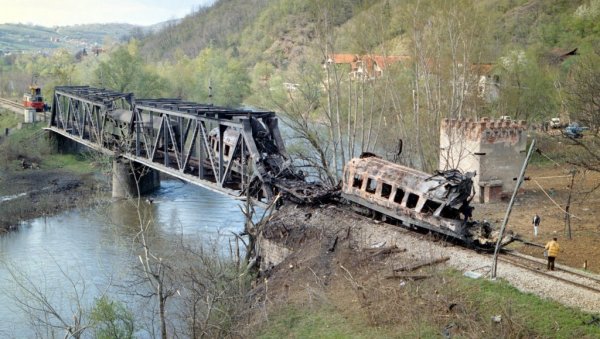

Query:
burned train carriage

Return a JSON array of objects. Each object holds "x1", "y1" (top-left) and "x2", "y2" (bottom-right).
[
  {"x1": 102, "y1": 108, "x2": 179, "y2": 153},
  {"x1": 342, "y1": 155, "x2": 499, "y2": 247}
]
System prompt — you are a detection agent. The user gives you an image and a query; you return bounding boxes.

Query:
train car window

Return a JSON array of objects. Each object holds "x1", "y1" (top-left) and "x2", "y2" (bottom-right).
[
  {"x1": 352, "y1": 174, "x2": 363, "y2": 188},
  {"x1": 440, "y1": 206, "x2": 461, "y2": 220},
  {"x1": 422, "y1": 200, "x2": 441, "y2": 214},
  {"x1": 406, "y1": 193, "x2": 419, "y2": 209},
  {"x1": 394, "y1": 188, "x2": 405, "y2": 204},
  {"x1": 381, "y1": 183, "x2": 392, "y2": 199},
  {"x1": 365, "y1": 178, "x2": 377, "y2": 194},
  {"x1": 224, "y1": 144, "x2": 231, "y2": 156}
]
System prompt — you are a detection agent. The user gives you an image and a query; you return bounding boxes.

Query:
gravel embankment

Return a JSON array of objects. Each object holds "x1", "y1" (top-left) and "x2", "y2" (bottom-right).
[
  {"x1": 352, "y1": 214, "x2": 600, "y2": 314},
  {"x1": 266, "y1": 205, "x2": 600, "y2": 314}
]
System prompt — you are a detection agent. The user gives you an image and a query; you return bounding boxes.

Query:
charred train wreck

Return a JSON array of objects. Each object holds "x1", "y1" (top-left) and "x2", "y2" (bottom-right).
[{"x1": 341, "y1": 154, "x2": 510, "y2": 248}]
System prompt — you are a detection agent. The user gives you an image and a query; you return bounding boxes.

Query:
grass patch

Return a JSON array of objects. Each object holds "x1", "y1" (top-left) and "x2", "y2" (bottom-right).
[
  {"x1": 529, "y1": 131, "x2": 598, "y2": 169},
  {"x1": 255, "y1": 270, "x2": 600, "y2": 338},
  {"x1": 256, "y1": 305, "x2": 408, "y2": 339},
  {"x1": 41, "y1": 153, "x2": 99, "y2": 174},
  {"x1": 0, "y1": 121, "x2": 107, "y2": 174},
  {"x1": 0, "y1": 111, "x2": 21, "y2": 131},
  {"x1": 453, "y1": 271, "x2": 600, "y2": 338}
]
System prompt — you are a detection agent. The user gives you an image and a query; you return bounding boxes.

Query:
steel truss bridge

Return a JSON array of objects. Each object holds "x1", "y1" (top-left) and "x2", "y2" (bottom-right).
[{"x1": 46, "y1": 86, "x2": 330, "y2": 205}]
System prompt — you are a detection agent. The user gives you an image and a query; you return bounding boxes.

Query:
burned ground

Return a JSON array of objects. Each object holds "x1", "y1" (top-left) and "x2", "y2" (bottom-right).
[{"x1": 245, "y1": 163, "x2": 600, "y2": 336}]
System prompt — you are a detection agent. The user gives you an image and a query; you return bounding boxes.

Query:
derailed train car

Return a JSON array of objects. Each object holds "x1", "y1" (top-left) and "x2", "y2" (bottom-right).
[
  {"x1": 207, "y1": 119, "x2": 288, "y2": 183},
  {"x1": 341, "y1": 154, "x2": 508, "y2": 248}
]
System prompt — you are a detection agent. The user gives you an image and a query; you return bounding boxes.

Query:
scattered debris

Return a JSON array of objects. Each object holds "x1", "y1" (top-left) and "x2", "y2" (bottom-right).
[
  {"x1": 385, "y1": 274, "x2": 431, "y2": 280},
  {"x1": 585, "y1": 315, "x2": 600, "y2": 327},
  {"x1": 327, "y1": 236, "x2": 338, "y2": 252},
  {"x1": 393, "y1": 257, "x2": 450, "y2": 272},
  {"x1": 363, "y1": 245, "x2": 407, "y2": 257},
  {"x1": 463, "y1": 271, "x2": 483, "y2": 279},
  {"x1": 370, "y1": 241, "x2": 386, "y2": 248}
]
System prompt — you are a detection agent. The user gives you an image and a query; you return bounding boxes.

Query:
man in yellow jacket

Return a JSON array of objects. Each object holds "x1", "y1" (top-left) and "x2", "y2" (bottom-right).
[{"x1": 545, "y1": 237, "x2": 560, "y2": 271}]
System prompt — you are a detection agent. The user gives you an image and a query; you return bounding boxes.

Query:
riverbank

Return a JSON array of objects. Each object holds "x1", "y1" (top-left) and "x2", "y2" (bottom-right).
[
  {"x1": 0, "y1": 115, "x2": 110, "y2": 232},
  {"x1": 0, "y1": 167, "x2": 109, "y2": 232}
]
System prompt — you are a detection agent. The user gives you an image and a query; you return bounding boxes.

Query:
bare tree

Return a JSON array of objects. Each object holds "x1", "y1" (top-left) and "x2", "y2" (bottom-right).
[
  {"x1": 396, "y1": 0, "x2": 491, "y2": 171},
  {"x1": 565, "y1": 51, "x2": 600, "y2": 133},
  {"x1": 2, "y1": 258, "x2": 97, "y2": 339},
  {"x1": 114, "y1": 163, "x2": 178, "y2": 339}
]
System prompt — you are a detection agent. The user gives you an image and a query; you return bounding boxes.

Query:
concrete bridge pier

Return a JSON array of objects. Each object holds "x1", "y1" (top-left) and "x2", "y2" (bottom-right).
[{"x1": 112, "y1": 158, "x2": 160, "y2": 199}]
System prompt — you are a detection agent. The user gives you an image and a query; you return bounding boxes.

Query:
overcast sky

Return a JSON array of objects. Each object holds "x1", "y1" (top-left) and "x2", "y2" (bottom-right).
[{"x1": 0, "y1": 0, "x2": 216, "y2": 27}]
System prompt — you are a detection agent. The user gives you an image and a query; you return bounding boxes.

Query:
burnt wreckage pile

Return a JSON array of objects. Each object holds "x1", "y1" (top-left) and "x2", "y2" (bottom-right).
[
  {"x1": 341, "y1": 154, "x2": 509, "y2": 248},
  {"x1": 48, "y1": 86, "x2": 508, "y2": 249}
]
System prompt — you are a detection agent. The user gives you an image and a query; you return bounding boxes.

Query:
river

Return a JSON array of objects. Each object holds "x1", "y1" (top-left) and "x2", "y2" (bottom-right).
[{"x1": 0, "y1": 179, "x2": 249, "y2": 338}]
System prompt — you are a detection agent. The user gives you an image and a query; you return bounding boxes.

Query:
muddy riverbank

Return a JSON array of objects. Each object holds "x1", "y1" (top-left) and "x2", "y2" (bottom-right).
[{"x1": 0, "y1": 167, "x2": 109, "y2": 232}]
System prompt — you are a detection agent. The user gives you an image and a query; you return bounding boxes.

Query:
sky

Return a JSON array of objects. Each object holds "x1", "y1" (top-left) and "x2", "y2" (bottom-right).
[{"x1": 0, "y1": 0, "x2": 216, "y2": 27}]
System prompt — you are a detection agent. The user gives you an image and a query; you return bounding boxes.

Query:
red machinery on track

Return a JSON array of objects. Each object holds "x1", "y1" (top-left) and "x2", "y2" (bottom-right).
[{"x1": 23, "y1": 85, "x2": 45, "y2": 112}]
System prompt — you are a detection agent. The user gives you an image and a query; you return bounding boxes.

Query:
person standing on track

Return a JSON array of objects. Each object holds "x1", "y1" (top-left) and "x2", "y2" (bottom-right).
[
  {"x1": 532, "y1": 213, "x2": 541, "y2": 237},
  {"x1": 544, "y1": 237, "x2": 560, "y2": 271}
]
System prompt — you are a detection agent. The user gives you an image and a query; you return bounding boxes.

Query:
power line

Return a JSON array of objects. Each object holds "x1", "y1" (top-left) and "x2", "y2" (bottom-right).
[{"x1": 531, "y1": 179, "x2": 581, "y2": 220}]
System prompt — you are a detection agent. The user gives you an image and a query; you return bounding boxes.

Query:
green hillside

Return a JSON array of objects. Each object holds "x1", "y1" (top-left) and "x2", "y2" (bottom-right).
[
  {"x1": 139, "y1": 0, "x2": 600, "y2": 66},
  {"x1": 0, "y1": 23, "x2": 143, "y2": 53}
]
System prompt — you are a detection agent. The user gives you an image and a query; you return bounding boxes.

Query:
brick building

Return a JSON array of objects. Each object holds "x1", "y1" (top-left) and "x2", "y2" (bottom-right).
[{"x1": 439, "y1": 117, "x2": 528, "y2": 203}]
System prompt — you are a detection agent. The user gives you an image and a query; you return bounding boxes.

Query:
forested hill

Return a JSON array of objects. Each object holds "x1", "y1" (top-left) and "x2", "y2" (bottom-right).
[
  {"x1": 139, "y1": 0, "x2": 271, "y2": 60},
  {"x1": 139, "y1": 0, "x2": 600, "y2": 67},
  {"x1": 0, "y1": 23, "x2": 151, "y2": 53}
]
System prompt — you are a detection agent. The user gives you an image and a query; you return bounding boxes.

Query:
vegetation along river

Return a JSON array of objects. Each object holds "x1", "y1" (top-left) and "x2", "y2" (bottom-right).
[{"x1": 0, "y1": 179, "x2": 248, "y2": 338}]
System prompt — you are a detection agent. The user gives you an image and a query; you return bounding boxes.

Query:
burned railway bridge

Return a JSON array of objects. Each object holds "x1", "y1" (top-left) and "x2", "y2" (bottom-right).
[{"x1": 46, "y1": 86, "x2": 330, "y2": 206}]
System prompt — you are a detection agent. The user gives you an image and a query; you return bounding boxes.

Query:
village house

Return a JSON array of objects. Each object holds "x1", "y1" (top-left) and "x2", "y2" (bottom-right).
[
  {"x1": 326, "y1": 53, "x2": 499, "y2": 102},
  {"x1": 325, "y1": 54, "x2": 410, "y2": 80}
]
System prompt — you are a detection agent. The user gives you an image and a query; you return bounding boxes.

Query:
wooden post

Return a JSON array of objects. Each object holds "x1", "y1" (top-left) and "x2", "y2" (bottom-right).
[
  {"x1": 564, "y1": 169, "x2": 576, "y2": 240},
  {"x1": 491, "y1": 139, "x2": 536, "y2": 279}
]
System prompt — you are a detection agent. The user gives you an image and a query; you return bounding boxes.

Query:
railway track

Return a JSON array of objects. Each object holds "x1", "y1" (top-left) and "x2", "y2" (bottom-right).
[
  {"x1": 499, "y1": 250, "x2": 600, "y2": 294},
  {"x1": 0, "y1": 97, "x2": 24, "y2": 112}
]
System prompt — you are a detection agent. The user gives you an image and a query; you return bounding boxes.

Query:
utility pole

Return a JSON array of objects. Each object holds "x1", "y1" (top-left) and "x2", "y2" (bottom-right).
[
  {"x1": 491, "y1": 139, "x2": 536, "y2": 279},
  {"x1": 564, "y1": 169, "x2": 576, "y2": 240}
]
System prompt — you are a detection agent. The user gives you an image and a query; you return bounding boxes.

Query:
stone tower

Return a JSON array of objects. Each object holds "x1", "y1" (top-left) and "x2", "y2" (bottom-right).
[{"x1": 439, "y1": 118, "x2": 528, "y2": 203}]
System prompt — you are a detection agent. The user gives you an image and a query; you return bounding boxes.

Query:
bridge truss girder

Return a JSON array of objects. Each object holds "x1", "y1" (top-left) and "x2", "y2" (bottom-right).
[
  {"x1": 51, "y1": 86, "x2": 134, "y2": 146},
  {"x1": 47, "y1": 86, "x2": 292, "y2": 203}
]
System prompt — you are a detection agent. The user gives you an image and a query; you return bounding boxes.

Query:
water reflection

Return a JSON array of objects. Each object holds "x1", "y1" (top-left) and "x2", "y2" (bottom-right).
[{"x1": 0, "y1": 179, "x2": 250, "y2": 337}]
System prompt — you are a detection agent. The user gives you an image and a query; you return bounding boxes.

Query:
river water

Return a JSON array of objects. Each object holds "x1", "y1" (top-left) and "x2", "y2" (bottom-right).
[{"x1": 0, "y1": 179, "x2": 249, "y2": 338}]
